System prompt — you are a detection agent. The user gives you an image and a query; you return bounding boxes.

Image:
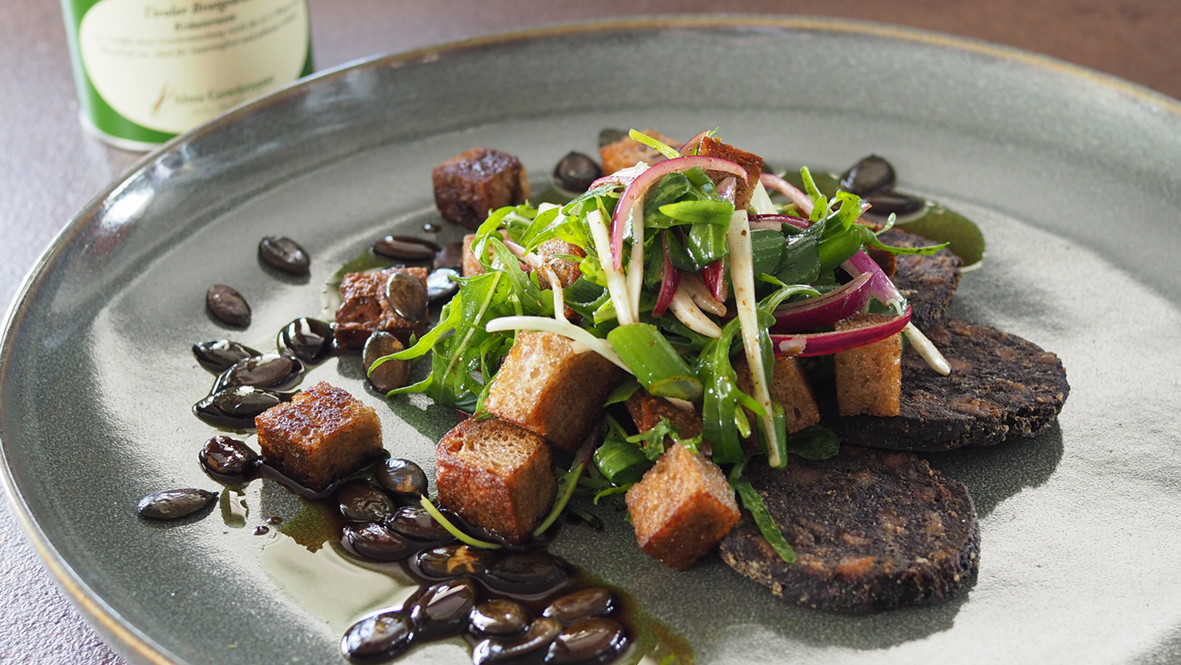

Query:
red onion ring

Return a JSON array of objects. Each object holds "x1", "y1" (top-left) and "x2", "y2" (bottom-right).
[
  {"x1": 610, "y1": 156, "x2": 749, "y2": 270},
  {"x1": 771, "y1": 271, "x2": 872, "y2": 332},
  {"x1": 760, "y1": 172, "x2": 814, "y2": 215},
  {"x1": 653, "y1": 234, "x2": 680, "y2": 317},
  {"x1": 772, "y1": 305, "x2": 912, "y2": 357}
]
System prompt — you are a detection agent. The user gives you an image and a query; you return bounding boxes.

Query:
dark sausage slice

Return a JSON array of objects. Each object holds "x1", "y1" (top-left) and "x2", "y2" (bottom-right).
[
  {"x1": 719, "y1": 446, "x2": 979, "y2": 614},
  {"x1": 824, "y1": 319, "x2": 1069, "y2": 451},
  {"x1": 879, "y1": 228, "x2": 963, "y2": 330}
]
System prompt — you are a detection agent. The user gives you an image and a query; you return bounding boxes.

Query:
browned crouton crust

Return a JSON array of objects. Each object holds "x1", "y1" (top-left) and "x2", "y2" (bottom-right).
[
  {"x1": 435, "y1": 416, "x2": 556, "y2": 544},
  {"x1": 625, "y1": 389, "x2": 702, "y2": 443},
  {"x1": 534, "y1": 237, "x2": 586, "y2": 290},
  {"x1": 625, "y1": 443, "x2": 740, "y2": 570},
  {"x1": 697, "y1": 136, "x2": 765, "y2": 210},
  {"x1": 483, "y1": 331, "x2": 623, "y2": 453},
  {"x1": 461, "y1": 233, "x2": 483, "y2": 277},
  {"x1": 833, "y1": 313, "x2": 903, "y2": 417},
  {"x1": 599, "y1": 129, "x2": 678, "y2": 175},
  {"x1": 432, "y1": 147, "x2": 530, "y2": 229},
  {"x1": 255, "y1": 382, "x2": 383, "y2": 492},
  {"x1": 334, "y1": 267, "x2": 430, "y2": 349},
  {"x1": 735, "y1": 356, "x2": 821, "y2": 435}
]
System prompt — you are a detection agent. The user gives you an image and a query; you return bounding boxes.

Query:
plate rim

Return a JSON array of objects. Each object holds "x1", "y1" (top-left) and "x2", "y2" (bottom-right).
[{"x1": 3, "y1": 14, "x2": 1180, "y2": 665}]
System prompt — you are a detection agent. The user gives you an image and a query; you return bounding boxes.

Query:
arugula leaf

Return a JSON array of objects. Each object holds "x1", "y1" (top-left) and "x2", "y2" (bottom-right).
[
  {"x1": 658, "y1": 199, "x2": 735, "y2": 226},
  {"x1": 697, "y1": 318, "x2": 749, "y2": 464},
  {"x1": 785, "y1": 425, "x2": 840, "y2": 460},
  {"x1": 776, "y1": 223, "x2": 822, "y2": 285},
  {"x1": 732, "y1": 480, "x2": 796, "y2": 564},
  {"x1": 393, "y1": 271, "x2": 517, "y2": 409}
]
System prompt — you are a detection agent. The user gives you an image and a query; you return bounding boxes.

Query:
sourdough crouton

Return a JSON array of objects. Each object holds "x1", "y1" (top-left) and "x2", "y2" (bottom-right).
[
  {"x1": 461, "y1": 233, "x2": 485, "y2": 277},
  {"x1": 483, "y1": 331, "x2": 623, "y2": 453},
  {"x1": 432, "y1": 147, "x2": 530, "y2": 229},
  {"x1": 334, "y1": 267, "x2": 430, "y2": 349},
  {"x1": 735, "y1": 356, "x2": 822, "y2": 434},
  {"x1": 255, "y1": 382, "x2": 383, "y2": 492},
  {"x1": 626, "y1": 389, "x2": 702, "y2": 444},
  {"x1": 534, "y1": 237, "x2": 586, "y2": 290},
  {"x1": 625, "y1": 443, "x2": 740, "y2": 570},
  {"x1": 460, "y1": 230, "x2": 520, "y2": 278},
  {"x1": 696, "y1": 136, "x2": 765, "y2": 210},
  {"x1": 599, "y1": 129, "x2": 678, "y2": 175},
  {"x1": 435, "y1": 416, "x2": 556, "y2": 544},
  {"x1": 834, "y1": 313, "x2": 903, "y2": 416}
]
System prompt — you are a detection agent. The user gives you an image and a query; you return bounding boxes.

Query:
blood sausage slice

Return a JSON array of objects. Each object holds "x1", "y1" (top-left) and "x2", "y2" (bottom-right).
[
  {"x1": 719, "y1": 446, "x2": 979, "y2": 614},
  {"x1": 825, "y1": 319, "x2": 1069, "y2": 451},
  {"x1": 880, "y1": 229, "x2": 963, "y2": 330}
]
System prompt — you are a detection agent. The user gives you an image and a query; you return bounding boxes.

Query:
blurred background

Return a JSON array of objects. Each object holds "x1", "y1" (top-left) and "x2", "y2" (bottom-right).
[{"x1": 0, "y1": 1, "x2": 1175, "y2": 663}]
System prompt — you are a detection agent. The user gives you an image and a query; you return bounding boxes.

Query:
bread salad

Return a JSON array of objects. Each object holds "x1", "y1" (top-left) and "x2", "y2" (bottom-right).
[
  {"x1": 168, "y1": 128, "x2": 1069, "y2": 664},
  {"x1": 379, "y1": 131, "x2": 1067, "y2": 598}
]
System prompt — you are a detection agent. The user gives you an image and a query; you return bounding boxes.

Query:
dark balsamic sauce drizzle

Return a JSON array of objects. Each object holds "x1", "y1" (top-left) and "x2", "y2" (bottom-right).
[{"x1": 174, "y1": 224, "x2": 696, "y2": 664}]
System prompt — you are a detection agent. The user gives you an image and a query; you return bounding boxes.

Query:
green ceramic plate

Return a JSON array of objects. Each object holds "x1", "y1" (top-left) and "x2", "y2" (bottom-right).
[{"x1": 3, "y1": 16, "x2": 1181, "y2": 665}]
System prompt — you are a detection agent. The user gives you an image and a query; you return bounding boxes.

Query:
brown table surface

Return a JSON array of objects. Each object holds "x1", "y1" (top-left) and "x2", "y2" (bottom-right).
[{"x1": 1, "y1": 1, "x2": 1178, "y2": 663}]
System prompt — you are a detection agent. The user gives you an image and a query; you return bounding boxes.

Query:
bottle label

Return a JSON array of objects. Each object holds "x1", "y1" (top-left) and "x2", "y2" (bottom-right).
[{"x1": 77, "y1": 0, "x2": 310, "y2": 135}]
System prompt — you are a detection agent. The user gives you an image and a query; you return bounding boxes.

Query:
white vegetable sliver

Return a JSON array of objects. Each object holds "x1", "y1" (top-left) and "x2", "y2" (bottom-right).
[
  {"x1": 626, "y1": 200, "x2": 644, "y2": 325},
  {"x1": 485, "y1": 315, "x2": 630, "y2": 372},
  {"x1": 726, "y1": 209, "x2": 783, "y2": 467},
  {"x1": 679, "y1": 273, "x2": 727, "y2": 316},
  {"x1": 586, "y1": 208, "x2": 636, "y2": 325},
  {"x1": 669, "y1": 284, "x2": 722, "y2": 338},
  {"x1": 748, "y1": 180, "x2": 779, "y2": 215},
  {"x1": 540, "y1": 265, "x2": 568, "y2": 324},
  {"x1": 903, "y1": 322, "x2": 952, "y2": 376}
]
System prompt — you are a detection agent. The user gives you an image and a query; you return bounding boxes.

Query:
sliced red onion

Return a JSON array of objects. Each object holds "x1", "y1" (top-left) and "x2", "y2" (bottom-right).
[
  {"x1": 653, "y1": 235, "x2": 680, "y2": 317},
  {"x1": 702, "y1": 260, "x2": 727, "y2": 303},
  {"x1": 678, "y1": 130, "x2": 711, "y2": 155},
  {"x1": 771, "y1": 271, "x2": 872, "y2": 332},
  {"x1": 760, "y1": 173, "x2": 814, "y2": 216},
  {"x1": 716, "y1": 176, "x2": 737, "y2": 204},
  {"x1": 842, "y1": 250, "x2": 907, "y2": 313},
  {"x1": 610, "y1": 155, "x2": 748, "y2": 270},
  {"x1": 772, "y1": 306, "x2": 912, "y2": 357}
]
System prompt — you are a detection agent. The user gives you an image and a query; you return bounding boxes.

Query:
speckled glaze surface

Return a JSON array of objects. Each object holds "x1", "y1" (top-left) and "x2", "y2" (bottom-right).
[{"x1": 2, "y1": 16, "x2": 1180, "y2": 665}]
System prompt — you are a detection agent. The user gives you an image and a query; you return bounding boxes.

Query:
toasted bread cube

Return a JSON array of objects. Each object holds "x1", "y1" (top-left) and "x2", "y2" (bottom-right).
[
  {"x1": 435, "y1": 416, "x2": 556, "y2": 544},
  {"x1": 625, "y1": 443, "x2": 740, "y2": 570},
  {"x1": 735, "y1": 355, "x2": 821, "y2": 434},
  {"x1": 599, "y1": 129, "x2": 678, "y2": 175},
  {"x1": 696, "y1": 136, "x2": 765, "y2": 210},
  {"x1": 626, "y1": 389, "x2": 702, "y2": 444},
  {"x1": 534, "y1": 237, "x2": 585, "y2": 290},
  {"x1": 334, "y1": 267, "x2": 430, "y2": 349},
  {"x1": 483, "y1": 331, "x2": 623, "y2": 453},
  {"x1": 460, "y1": 230, "x2": 514, "y2": 278},
  {"x1": 432, "y1": 147, "x2": 530, "y2": 229},
  {"x1": 255, "y1": 382, "x2": 383, "y2": 492},
  {"x1": 834, "y1": 312, "x2": 903, "y2": 416},
  {"x1": 461, "y1": 234, "x2": 484, "y2": 277}
]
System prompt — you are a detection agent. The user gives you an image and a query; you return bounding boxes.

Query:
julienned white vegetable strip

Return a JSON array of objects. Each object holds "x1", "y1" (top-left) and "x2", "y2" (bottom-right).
[
  {"x1": 626, "y1": 203, "x2": 645, "y2": 323},
  {"x1": 485, "y1": 315, "x2": 631, "y2": 372},
  {"x1": 540, "y1": 265, "x2": 568, "y2": 324},
  {"x1": 903, "y1": 323, "x2": 951, "y2": 376},
  {"x1": 668, "y1": 283, "x2": 723, "y2": 338},
  {"x1": 748, "y1": 180, "x2": 779, "y2": 216},
  {"x1": 725, "y1": 209, "x2": 784, "y2": 467},
  {"x1": 679, "y1": 273, "x2": 727, "y2": 316},
  {"x1": 587, "y1": 208, "x2": 636, "y2": 325}
]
